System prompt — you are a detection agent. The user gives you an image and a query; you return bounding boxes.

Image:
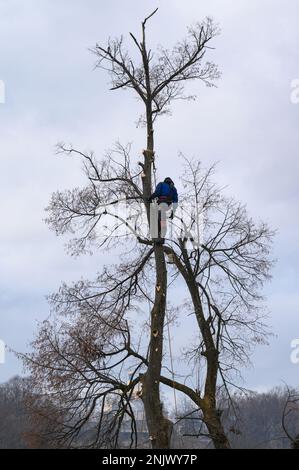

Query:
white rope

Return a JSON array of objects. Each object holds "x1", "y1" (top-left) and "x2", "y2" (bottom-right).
[
  {"x1": 166, "y1": 309, "x2": 178, "y2": 418},
  {"x1": 153, "y1": 157, "x2": 157, "y2": 188}
]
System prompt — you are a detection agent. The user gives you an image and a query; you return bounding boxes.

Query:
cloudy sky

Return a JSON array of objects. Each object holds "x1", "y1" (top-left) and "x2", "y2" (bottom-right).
[{"x1": 0, "y1": 0, "x2": 298, "y2": 392}]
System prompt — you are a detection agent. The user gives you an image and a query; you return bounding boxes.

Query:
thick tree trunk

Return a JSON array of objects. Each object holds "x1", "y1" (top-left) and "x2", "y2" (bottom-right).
[
  {"x1": 201, "y1": 401, "x2": 231, "y2": 449},
  {"x1": 141, "y1": 245, "x2": 173, "y2": 448},
  {"x1": 187, "y1": 281, "x2": 230, "y2": 448},
  {"x1": 140, "y1": 100, "x2": 173, "y2": 448}
]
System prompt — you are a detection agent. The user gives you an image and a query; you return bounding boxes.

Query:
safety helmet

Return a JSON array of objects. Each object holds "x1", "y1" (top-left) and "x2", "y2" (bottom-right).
[{"x1": 164, "y1": 177, "x2": 174, "y2": 185}]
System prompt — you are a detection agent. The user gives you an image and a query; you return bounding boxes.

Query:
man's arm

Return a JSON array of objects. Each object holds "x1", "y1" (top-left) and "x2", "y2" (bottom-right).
[
  {"x1": 149, "y1": 182, "x2": 162, "y2": 202},
  {"x1": 173, "y1": 187, "x2": 178, "y2": 204},
  {"x1": 170, "y1": 187, "x2": 178, "y2": 218},
  {"x1": 173, "y1": 187, "x2": 178, "y2": 212}
]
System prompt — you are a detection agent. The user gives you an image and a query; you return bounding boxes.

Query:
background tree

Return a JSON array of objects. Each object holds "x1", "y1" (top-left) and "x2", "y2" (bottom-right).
[
  {"x1": 174, "y1": 386, "x2": 299, "y2": 449},
  {"x1": 281, "y1": 386, "x2": 299, "y2": 449},
  {"x1": 0, "y1": 376, "x2": 62, "y2": 449},
  {"x1": 0, "y1": 376, "x2": 30, "y2": 449}
]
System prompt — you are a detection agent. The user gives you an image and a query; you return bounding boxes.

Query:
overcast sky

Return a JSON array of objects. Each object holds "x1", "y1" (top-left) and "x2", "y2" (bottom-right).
[{"x1": 0, "y1": 0, "x2": 298, "y2": 392}]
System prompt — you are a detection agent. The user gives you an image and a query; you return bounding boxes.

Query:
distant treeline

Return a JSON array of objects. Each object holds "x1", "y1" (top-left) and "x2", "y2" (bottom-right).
[
  {"x1": 173, "y1": 388, "x2": 299, "y2": 449},
  {"x1": 0, "y1": 376, "x2": 298, "y2": 449}
]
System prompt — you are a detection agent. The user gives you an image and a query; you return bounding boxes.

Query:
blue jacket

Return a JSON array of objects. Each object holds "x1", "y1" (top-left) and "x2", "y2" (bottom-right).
[{"x1": 151, "y1": 182, "x2": 178, "y2": 204}]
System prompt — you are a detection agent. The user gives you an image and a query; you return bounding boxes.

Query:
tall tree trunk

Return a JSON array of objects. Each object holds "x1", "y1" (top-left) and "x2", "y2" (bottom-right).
[
  {"x1": 140, "y1": 103, "x2": 173, "y2": 448},
  {"x1": 141, "y1": 246, "x2": 172, "y2": 448}
]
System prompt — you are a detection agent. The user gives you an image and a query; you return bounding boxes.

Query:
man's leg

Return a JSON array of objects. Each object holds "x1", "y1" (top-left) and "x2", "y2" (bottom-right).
[
  {"x1": 150, "y1": 202, "x2": 159, "y2": 240},
  {"x1": 159, "y1": 203, "x2": 169, "y2": 240},
  {"x1": 158, "y1": 208, "x2": 162, "y2": 239}
]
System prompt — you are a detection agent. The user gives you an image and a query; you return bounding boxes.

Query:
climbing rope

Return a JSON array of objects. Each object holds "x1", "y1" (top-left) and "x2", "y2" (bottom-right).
[
  {"x1": 166, "y1": 307, "x2": 185, "y2": 448},
  {"x1": 152, "y1": 154, "x2": 157, "y2": 188},
  {"x1": 166, "y1": 308, "x2": 178, "y2": 418}
]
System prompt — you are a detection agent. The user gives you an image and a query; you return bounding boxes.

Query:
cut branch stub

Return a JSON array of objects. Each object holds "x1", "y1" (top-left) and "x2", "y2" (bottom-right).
[
  {"x1": 156, "y1": 284, "x2": 161, "y2": 293},
  {"x1": 143, "y1": 149, "x2": 155, "y2": 161},
  {"x1": 152, "y1": 329, "x2": 159, "y2": 338}
]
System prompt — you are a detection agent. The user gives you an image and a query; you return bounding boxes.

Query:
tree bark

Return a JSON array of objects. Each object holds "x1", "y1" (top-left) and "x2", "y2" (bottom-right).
[
  {"x1": 141, "y1": 246, "x2": 172, "y2": 448},
  {"x1": 187, "y1": 281, "x2": 230, "y2": 449},
  {"x1": 201, "y1": 401, "x2": 230, "y2": 449}
]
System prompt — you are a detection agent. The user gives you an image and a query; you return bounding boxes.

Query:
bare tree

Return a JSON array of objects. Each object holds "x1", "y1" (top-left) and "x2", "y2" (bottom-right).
[
  {"x1": 0, "y1": 376, "x2": 63, "y2": 449},
  {"x1": 282, "y1": 386, "x2": 299, "y2": 449},
  {"x1": 0, "y1": 376, "x2": 30, "y2": 449},
  {"x1": 175, "y1": 387, "x2": 299, "y2": 449},
  {"x1": 21, "y1": 9, "x2": 274, "y2": 450},
  {"x1": 90, "y1": 12, "x2": 220, "y2": 447}
]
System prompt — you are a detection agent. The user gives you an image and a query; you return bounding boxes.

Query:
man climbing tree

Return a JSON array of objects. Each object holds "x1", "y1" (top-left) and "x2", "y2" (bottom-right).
[
  {"x1": 21, "y1": 9, "x2": 274, "y2": 450},
  {"x1": 149, "y1": 177, "x2": 178, "y2": 244}
]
